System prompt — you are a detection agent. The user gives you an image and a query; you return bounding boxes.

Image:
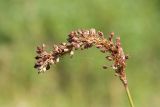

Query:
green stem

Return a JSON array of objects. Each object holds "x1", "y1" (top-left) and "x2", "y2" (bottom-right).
[{"x1": 125, "y1": 85, "x2": 135, "y2": 107}]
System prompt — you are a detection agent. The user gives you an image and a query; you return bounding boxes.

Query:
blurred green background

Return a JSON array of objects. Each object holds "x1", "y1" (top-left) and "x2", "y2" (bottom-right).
[{"x1": 0, "y1": 0, "x2": 160, "y2": 107}]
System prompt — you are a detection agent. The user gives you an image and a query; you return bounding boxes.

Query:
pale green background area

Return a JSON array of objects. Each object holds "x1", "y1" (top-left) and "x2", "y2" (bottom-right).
[{"x1": 0, "y1": 0, "x2": 160, "y2": 107}]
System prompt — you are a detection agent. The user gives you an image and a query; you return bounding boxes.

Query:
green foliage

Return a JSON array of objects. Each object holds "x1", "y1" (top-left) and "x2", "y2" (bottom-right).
[{"x1": 0, "y1": 0, "x2": 160, "y2": 107}]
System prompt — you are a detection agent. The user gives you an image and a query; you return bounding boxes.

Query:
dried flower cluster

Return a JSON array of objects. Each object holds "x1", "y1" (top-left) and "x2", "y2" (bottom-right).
[{"x1": 34, "y1": 28, "x2": 128, "y2": 86}]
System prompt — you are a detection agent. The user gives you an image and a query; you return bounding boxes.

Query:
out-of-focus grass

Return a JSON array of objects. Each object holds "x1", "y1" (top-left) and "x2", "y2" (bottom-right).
[{"x1": 0, "y1": 0, "x2": 160, "y2": 107}]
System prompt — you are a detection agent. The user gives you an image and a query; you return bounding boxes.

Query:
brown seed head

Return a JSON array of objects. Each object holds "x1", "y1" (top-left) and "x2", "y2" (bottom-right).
[{"x1": 34, "y1": 28, "x2": 128, "y2": 86}]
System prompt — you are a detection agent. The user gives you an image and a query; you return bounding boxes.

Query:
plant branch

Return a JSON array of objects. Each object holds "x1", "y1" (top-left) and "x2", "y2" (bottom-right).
[{"x1": 125, "y1": 85, "x2": 135, "y2": 107}]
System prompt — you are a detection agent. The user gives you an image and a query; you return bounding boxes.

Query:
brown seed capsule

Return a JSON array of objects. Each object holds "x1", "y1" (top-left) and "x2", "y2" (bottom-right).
[
  {"x1": 89, "y1": 28, "x2": 96, "y2": 35},
  {"x1": 105, "y1": 56, "x2": 113, "y2": 61},
  {"x1": 125, "y1": 55, "x2": 129, "y2": 59},
  {"x1": 56, "y1": 58, "x2": 59, "y2": 62},
  {"x1": 42, "y1": 44, "x2": 46, "y2": 48},
  {"x1": 96, "y1": 45, "x2": 102, "y2": 48},
  {"x1": 46, "y1": 64, "x2": 50, "y2": 70},
  {"x1": 62, "y1": 42, "x2": 66, "y2": 46},
  {"x1": 83, "y1": 30, "x2": 90, "y2": 35},
  {"x1": 64, "y1": 48, "x2": 69, "y2": 52},
  {"x1": 36, "y1": 47, "x2": 42, "y2": 54},
  {"x1": 77, "y1": 29, "x2": 83, "y2": 35},
  {"x1": 70, "y1": 51, "x2": 74, "y2": 56},
  {"x1": 34, "y1": 64, "x2": 40, "y2": 68},
  {"x1": 35, "y1": 56, "x2": 41, "y2": 59},
  {"x1": 50, "y1": 59, "x2": 54, "y2": 64},
  {"x1": 97, "y1": 31, "x2": 103, "y2": 37},
  {"x1": 100, "y1": 48, "x2": 106, "y2": 53},
  {"x1": 110, "y1": 32, "x2": 114, "y2": 37},
  {"x1": 68, "y1": 31, "x2": 75, "y2": 37},
  {"x1": 103, "y1": 65, "x2": 108, "y2": 69}
]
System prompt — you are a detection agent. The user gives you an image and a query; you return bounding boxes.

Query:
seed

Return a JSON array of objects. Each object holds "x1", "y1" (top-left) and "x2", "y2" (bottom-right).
[
  {"x1": 50, "y1": 59, "x2": 54, "y2": 64},
  {"x1": 62, "y1": 42, "x2": 66, "y2": 45},
  {"x1": 42, "y1": 43, "x2": 46, "y2": 48},
  {"x1": 70, "y1": 51, "x2": 74, "y2": 56},
  {"x1": 105, "y1": 56, "x2": 112, "y2": 61},
  {"x1": 98, "y1": 31, "x2": 103, "y2": 37},
  {"x1": 112, "y1": 66, "x2": 117, "y2": 70},
  {"x1": 56, "y1": 58, "x2": 59, "y2": 62},
  {"x1": 89, "y1": 28, "x2": 96, "y2": 35},
  {"x1": 46, "y1": 64, "x2": 50, "y2": 70},
  {"x1": 96, "y1": 45, "x2": 102, "y2": 48},
  {"x1": 103, "y1": 65, "x2": 108, "y2": 69},
  {"x1": 64, "y1": 48, "x2": 69, "y2": 52}
]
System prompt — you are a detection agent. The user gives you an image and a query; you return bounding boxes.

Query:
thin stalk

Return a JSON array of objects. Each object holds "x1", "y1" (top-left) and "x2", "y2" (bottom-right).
[{"x1": 125, "y1": 85, "x2": 135, "y2": 107}]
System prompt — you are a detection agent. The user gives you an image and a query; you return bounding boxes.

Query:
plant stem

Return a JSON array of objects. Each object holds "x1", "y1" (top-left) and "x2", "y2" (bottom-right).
[{"x1": 125, "y1": 85, "x2": 135, "y2": 107}]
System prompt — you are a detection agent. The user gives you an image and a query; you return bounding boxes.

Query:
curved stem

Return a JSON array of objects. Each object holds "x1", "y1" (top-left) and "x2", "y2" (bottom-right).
[{"x1": 125, "y1": 85, "x2": 135, "y2": 107}]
